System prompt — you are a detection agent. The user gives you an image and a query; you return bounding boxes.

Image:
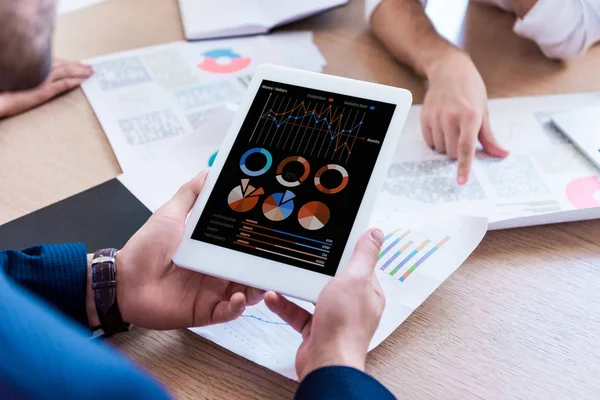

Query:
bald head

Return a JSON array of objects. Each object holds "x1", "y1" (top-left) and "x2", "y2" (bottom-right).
[{"x1": 0, "y1": 1, "x2": 55, "y2": 92}]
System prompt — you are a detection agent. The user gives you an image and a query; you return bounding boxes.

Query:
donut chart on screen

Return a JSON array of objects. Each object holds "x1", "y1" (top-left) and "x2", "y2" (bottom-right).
[
  {"x1": 276, "y1": 156, "x2": 310, "y2": 187},
  {"x1": 228, "y1": 179, "x2": 264, "y2": 212},
  {"x1": 197, "y1": 49, "x2": 252, "y2": 74},
  {"x1": 314, "y1": 164, "x2": 349, "y2": 194},
  {"x1": 566, "y1": 175, "x2": 600, "y2": 209},
  {"x1": 262, "y1": 191, "x2": 295, "y2": 221},
  {"x1": 240, "y1": 148, "x2": 272, "y2": 176},
  {"x1": 298, "y1": 201, "x2": 330, "y2": 231}
]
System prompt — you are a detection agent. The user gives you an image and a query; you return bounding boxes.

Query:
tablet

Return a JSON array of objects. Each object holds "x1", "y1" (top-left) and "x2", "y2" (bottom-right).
[{"x1": 173, "y1": 65, "x2": 412, "y2": 302}]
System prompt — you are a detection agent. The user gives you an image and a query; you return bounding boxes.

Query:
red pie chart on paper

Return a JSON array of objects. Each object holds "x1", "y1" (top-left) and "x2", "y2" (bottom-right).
[
  {"x1": 566, "y1": 175, "x2": 600, "y2": 209},
  {"x1": 228, "y1": 179, "x2": 264, "y2": 212},
  {"x1": 298, "y1": 201, "x2": 330, "y2": 231}
]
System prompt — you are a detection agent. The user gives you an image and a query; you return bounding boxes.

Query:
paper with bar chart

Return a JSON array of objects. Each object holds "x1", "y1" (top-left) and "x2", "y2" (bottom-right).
[
  {"x1": 383, "y1": 92, "x2": 600, "y2": 230},
  {"x1": 191, "y1": 209, "x2": 487, "y2": 380}
]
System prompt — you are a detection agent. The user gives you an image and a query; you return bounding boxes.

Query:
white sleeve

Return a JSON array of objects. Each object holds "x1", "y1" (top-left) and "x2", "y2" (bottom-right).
[
  {"x1": 513, "y1": 0, "x2": 600, "y2": 60},
  {"x1": 365, "y1": 0, "x2": 428, "y2": 23}
]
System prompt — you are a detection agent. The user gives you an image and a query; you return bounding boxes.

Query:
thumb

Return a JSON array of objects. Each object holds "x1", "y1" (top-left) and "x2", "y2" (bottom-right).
[
  {"x1": 345, "y1": 229, "x2": 385, "y2": 278},
  {"x1": 479, "y1": 113, "x2": 509, "y2": 158},
  {"x1": 154, "y1": 170, "x2": 208, "y2": 222}
]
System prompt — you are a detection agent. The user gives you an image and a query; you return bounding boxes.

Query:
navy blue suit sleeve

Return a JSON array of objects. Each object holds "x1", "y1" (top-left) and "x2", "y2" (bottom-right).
[
  {"x1": 295, "y1": 366, "x2": 396, "y2": 400},
  {"x1": 0, "y1": 271, "x2": 170, "y2": 400},
  {"x1": 0, "y1": 244, "x2": 88, "y2": 327}
]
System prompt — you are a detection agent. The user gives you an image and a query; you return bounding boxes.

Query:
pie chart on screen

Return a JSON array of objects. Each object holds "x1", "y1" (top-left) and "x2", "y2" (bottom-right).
[
  {"x1": 262, "y1": 191, "x2": 295, "y2": 221},
  {"x1": 565, "y1": 175, "x2": 600, "y2": 209},
  {"x1": 298, "y1": 201, "x2": 330, "y2": 231},
  {"x1": 228, "y1": 179, "x2": 264, "y2": 212}
]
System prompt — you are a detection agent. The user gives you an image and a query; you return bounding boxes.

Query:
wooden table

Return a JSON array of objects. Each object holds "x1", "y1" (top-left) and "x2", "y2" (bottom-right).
[{"x1": 2, "y1": 0, "x2": 600, "y2": 398}]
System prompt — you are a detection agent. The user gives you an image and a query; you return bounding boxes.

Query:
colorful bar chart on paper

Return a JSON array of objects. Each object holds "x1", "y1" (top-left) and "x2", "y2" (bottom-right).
[{"x1": 377, "y1": 229, "x2": 451, "y2": 282}]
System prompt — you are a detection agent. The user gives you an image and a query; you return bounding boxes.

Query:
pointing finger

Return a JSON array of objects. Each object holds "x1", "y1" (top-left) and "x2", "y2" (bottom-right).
[{"x1": 456, "y1": 116, "x2": 479, "y2": 185}]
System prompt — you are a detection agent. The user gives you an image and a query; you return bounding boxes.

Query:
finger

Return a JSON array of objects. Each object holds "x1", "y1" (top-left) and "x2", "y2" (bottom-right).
[
  {"x1": 479, "y1": 112, "x2": 510, "y2": 158},
  {"x1": 264, "y1": 291, "x2": 312, "y2": 335},
  {"x1": 228, "y1": 283, "x2": 265, "y2": 306},
  {"x1": 49, "y1": 61, "x2": 94, "y2": 81},
  {"x1": 210, "y1": 292, "x2": 247, "y2": 324},
  {"x1": 420, "y1": 111, "x2": 434, "y2": 149},
  {"x1": 344, "y1": 229, "x2": 384, "y2": 278},
  {"x1": 431, "y1": 116, "x2": 446, "y2": 154},
  {"x1": 155, "y1": 170, "x2": 208, "y2": 221},
  {"x1": 441, "y1": 114, "x2": 460, "y2": 160},
  {"x1": 41, "y1": 77, "x2": 88, "y2": 100},
  {"x1": 456, "y1": 115, "x2": 480, "y2": 185}
]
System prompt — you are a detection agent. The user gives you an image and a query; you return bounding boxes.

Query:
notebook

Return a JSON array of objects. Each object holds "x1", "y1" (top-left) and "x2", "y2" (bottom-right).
[
  {"x1": 0, "y1": 179, "x2": 151, "y2": 251},
  {"x1": 178, "y1": 0, "x2": 348, "y2": 40}
]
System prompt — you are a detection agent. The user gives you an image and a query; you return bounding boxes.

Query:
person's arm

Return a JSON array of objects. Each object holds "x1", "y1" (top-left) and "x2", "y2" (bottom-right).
[
  {"x1": 511, "y1": 0, "x2": 600, "y2": 59},
  {"x1": 0, "y1": 267, "x2": 170, "y2": 400},
  {"x1": 0, "y1": 2, "x2": 56, "y2": 92},
  {"x1": 368, "y1": 0, "x2": 509, "y2": 184},
  {"x1": 0, "y1": 243, "x2": 92, "y2": 327},
  {"x1": 266, "y1": 229, "x2": 396, "y2": 399},
  {"x1": 295, "y1": 367, "x2": 395, "y2": 400}
]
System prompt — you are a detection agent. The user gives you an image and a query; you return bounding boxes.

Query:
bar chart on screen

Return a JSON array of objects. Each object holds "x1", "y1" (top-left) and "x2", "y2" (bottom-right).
[
  {"x1": 249, "y1": 93, "x2": 367, "y2": 162},
  {"x1": 378, "y1": 229, "x2": 450, "y2": 282}
]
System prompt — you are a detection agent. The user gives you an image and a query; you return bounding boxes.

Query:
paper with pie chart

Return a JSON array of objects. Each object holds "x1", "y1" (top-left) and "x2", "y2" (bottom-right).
[{"x1": 228, "y1": 179, "x2": 264, "y2": 212}]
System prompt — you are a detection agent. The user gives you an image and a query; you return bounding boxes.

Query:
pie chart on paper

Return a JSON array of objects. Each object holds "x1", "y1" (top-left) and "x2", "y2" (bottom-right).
[
  {"x1": 298, "y1": 201, "x2": 330, "y2": 231},
  {"x1": 228, "y1": 179, "x2": 264, "y2": 212},
  {"x1": 262, "y1": 191, "x2": 295, "y2": 221}
]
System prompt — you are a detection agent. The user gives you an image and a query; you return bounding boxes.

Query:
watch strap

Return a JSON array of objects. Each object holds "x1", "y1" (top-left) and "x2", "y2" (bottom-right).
[{"x1": 92, "y1": 248, "x2": 130, "y2": 336}]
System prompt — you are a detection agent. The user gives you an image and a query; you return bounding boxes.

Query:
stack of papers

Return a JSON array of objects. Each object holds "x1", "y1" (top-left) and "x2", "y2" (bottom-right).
[
  {"x1": 385, "y1": 92, "x2": 600, "y2": 230},
  {"x1": 82, "y1": 33, "x2": 325, "y2": 173},
  {"x1": 178, "y1": 0, "x2": 347, "y2": 40}
]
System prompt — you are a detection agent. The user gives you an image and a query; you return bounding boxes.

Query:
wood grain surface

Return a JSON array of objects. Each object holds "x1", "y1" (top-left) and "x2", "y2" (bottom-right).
[{"x1": 1, "y1": 0, "x2": 600, "y2": 398}]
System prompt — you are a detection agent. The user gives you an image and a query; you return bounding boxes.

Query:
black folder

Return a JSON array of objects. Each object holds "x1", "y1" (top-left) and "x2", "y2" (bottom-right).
[{"x1": 0, "y1": 179, "x2": 151, "y2": 251}]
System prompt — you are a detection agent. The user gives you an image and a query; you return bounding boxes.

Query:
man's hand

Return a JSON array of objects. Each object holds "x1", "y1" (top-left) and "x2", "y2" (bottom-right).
[
  {"x1": 422, "y1": 50, "x2": 509, "y2": 184},
  {"x1": 94, "y1": 171, "x2": 264, "y2": 330},
  {"x1": 265, "y1": 229, "x2": 386, "y2": 380},
  {"x1": 0, "y1": 59, "x2": 93, "y2": 118}
]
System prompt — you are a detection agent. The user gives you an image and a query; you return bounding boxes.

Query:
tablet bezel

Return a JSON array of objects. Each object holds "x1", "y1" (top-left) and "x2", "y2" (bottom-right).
[{"x1": 173, "y1": 65, "x2": 412, "y2": 302}]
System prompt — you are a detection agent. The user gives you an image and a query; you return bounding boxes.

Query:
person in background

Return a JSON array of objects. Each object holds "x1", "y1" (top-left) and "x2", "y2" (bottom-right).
[
  {"x1": 0, "y1": 2, "x2": 92, "y2": 118},
  {"x1": 1, "y1": 171, "x2": 394, "y2": 399},
  {"x1": 367, "y1": 0, "x2": 600, "y2": 184}
]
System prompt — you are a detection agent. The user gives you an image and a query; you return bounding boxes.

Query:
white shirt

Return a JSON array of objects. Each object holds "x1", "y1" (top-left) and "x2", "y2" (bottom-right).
[{"x1": 366, "y1": 0, "x2": 600, "y2": 60}]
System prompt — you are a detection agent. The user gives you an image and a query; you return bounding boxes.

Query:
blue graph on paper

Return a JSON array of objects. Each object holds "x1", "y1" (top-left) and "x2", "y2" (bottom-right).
[{"x1": 241, "y1": 314, "x2": 289, "y2": 326}]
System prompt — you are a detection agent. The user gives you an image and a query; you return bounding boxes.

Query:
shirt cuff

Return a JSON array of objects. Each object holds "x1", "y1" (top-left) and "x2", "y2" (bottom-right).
[
  {"x1": 513, "y1": 0, "x2": 600, "y2": 59},
  {"x1": 295, "y1": 366, "x2": 396, "y2": 400},
  {"x1": 4, "y1": 243, "x2": 89, "y2": 327}
]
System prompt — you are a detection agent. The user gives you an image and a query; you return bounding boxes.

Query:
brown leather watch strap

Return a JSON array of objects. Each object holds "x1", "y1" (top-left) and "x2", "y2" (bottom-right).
[{"x1": 92, "y1": 248, "x2": 131, "y2": 337}]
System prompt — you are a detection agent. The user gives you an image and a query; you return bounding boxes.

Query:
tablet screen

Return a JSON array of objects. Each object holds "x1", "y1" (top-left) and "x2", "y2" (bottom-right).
[{"x1": 191, "y1": 80, "x2": 396, "y2": 276}]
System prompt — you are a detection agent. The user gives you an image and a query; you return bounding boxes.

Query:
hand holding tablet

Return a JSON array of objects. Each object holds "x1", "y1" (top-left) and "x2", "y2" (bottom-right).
[{"x1": 174, "y1": 65, "x2": 412, "y2": 302}]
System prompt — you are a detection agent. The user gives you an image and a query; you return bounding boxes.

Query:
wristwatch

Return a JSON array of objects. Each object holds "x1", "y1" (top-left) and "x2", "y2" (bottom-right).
[{"x1": 91, "y1": 248, "x2": 131, "y2": 337}]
